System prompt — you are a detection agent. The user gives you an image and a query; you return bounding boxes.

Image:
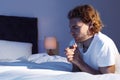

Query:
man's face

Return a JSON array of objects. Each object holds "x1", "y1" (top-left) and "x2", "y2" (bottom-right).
[{"x1": 69, "y1": 18, "x2": 90, "y2": 42}]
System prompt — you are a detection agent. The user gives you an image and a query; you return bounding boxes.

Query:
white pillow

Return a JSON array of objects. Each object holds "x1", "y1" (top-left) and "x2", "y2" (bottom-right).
[{"x1": 0, "y1": 40, "x2": 32, "y2": 60}]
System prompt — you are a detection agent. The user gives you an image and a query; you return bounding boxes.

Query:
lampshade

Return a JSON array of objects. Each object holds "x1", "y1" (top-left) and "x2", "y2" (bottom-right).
[{"x1": 44, "y1": 36, "x2": 57, "y2": 49}]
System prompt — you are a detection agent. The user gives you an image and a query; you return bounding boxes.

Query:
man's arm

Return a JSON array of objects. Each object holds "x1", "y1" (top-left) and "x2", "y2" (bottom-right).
[
  {"x1": 72, "y1": 64, "x2": 81, "y2": 72},
  {"x1": 73, "y1": 54, "x2": 115, "y2": 74},
  {"x1": 73, "y1": 49, "x2": 115, "y2": 74},
  {"x1": 99, "y1": 65, "x2": 115, "y2": 73}
]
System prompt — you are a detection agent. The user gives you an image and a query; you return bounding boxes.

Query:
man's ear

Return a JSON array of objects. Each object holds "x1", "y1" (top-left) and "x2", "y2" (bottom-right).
[{"x1": 87, "y1": 22, "x2": 94, "y2": 35}]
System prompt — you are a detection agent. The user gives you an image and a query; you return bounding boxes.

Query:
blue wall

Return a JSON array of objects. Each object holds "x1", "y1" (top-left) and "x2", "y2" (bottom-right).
[{"x1": 0, "y1": 0, "x2": 120, "y2": 56}]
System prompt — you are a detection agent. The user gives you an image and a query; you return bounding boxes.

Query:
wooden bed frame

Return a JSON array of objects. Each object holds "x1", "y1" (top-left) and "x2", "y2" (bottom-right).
[{"x1": 0, "y1": 15, "x2": 38, "y2": 54}]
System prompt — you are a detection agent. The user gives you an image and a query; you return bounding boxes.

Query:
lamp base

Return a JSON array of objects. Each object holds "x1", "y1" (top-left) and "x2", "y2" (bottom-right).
[{"x1": 47, "y1": 49, "x2": 57, "y2": 55}]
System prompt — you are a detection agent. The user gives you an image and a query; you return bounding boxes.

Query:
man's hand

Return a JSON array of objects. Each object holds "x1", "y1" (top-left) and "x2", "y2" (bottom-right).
[
  {"x1": 65, "y1": 44, "x2": 82, "y2": 65},
  {"x1": 65, "y1": 44, "x2": 77, "y2": 62}
]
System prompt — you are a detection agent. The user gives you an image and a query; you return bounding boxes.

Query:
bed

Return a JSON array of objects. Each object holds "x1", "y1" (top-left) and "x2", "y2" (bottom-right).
[{"x1": 0, "y1": 15, "x2": 120, "y2": 80}]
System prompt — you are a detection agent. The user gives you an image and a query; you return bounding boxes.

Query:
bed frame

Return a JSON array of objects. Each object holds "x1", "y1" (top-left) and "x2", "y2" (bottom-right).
[{"x1": 0, "y1": 15, "x2": 38, "y2": 54}]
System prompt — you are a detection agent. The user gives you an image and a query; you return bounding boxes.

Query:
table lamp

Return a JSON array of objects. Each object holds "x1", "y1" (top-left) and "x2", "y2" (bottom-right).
[{"x1": 44, "y1": 36, "x2": 57, "y2": 55}]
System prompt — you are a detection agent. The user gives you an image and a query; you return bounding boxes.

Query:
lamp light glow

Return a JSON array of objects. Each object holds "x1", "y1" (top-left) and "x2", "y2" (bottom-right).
[{"x1": 44, "y1": 36, "x2": 57, "y2": 55}]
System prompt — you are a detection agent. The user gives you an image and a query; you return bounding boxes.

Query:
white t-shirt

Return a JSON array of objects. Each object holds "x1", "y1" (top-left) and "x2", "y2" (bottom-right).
[{"x1": 69, "y1": 32, "x2": 120, "y2": 73}]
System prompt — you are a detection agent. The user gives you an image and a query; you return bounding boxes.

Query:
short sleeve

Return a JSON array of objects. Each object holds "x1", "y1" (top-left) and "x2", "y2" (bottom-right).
[{"x1": 97, "y1": 41, "x2": 116, "y2": 67}]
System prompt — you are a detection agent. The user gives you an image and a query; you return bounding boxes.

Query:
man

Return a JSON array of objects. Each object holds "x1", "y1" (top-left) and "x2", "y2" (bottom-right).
[{"x1": 65, "y1": 4, "x2": 120, "y2": 74}]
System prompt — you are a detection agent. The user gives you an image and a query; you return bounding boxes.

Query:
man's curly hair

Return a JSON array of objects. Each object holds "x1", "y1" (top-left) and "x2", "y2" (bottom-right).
[{"x1": 68, "y1": 4, "x2": 104, "y2": 34}]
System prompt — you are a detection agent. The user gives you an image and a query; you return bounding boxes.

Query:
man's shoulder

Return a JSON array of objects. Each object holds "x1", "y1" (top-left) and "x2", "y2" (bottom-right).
[
  {"x1": 95, "y1": 32, "x2": 113, "y2": 42},
  {"x1": 94, "y1": 32, "x2": 115, "y2": 47}
]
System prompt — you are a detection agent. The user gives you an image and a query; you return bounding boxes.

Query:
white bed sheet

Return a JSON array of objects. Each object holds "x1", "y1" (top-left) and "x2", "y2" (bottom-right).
[
  {"x1": 0, "y1": 53, "x2": 120, "y2": 80},
  {"x1": 0, "y1": 65, "x2": 120, "y2": 80}
]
